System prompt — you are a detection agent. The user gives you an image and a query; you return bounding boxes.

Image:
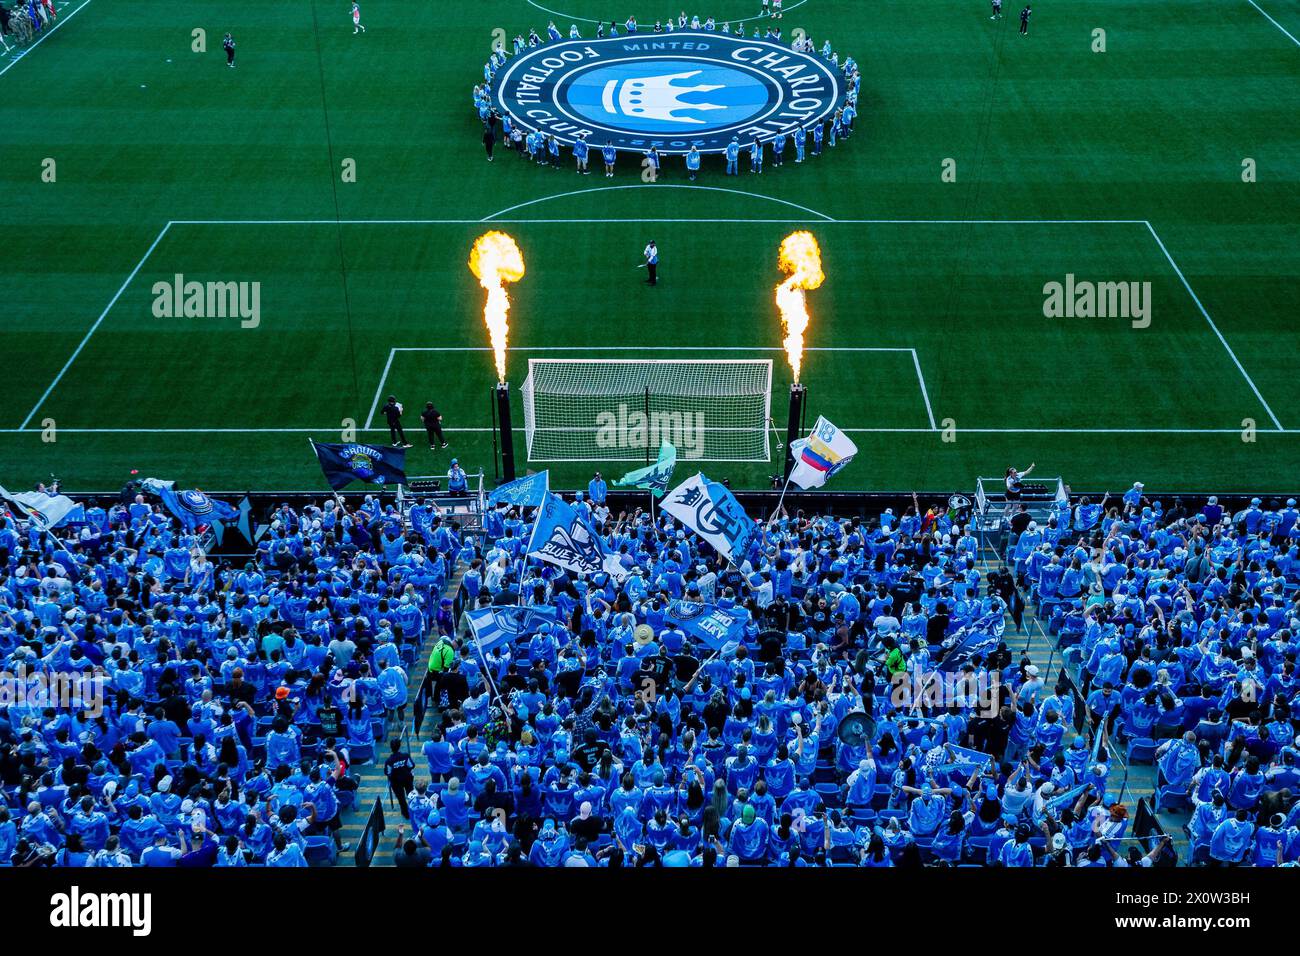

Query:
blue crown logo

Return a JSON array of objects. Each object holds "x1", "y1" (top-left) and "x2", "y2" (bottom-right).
[{"x1": 602, "y1": 70, "x2": 726, "y2": 124}]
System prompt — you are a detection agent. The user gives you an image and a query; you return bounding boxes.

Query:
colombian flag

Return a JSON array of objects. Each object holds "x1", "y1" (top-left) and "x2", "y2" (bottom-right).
[{"x1": 788, "y1": 416, "x2": 858, "y2": 489}]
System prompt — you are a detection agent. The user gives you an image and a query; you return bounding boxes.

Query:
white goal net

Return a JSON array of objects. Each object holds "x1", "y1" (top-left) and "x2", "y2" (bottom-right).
[{"x1": 521, "y1": 359, "x2": 773, "y2": 462}]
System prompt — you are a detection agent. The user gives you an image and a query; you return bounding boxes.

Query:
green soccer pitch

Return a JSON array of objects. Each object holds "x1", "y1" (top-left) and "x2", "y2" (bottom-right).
[{"x1": 3, "y1": 0, "x2": 1298, "y2": 493}]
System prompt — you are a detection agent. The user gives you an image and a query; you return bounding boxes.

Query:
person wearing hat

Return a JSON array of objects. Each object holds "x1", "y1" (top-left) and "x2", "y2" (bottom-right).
[
  {"x1": 726, "y1": 801, "x2": 767, "y2": 863},
  {"x1": 447, "y1": 459, "x2": 468, "y2": 494},
  {"x1": 1122, "y1": 481, "x2": 1145, "y2": 515}
]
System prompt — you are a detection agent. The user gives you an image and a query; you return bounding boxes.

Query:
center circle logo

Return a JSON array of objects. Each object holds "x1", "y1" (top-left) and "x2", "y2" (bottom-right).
[{"x1": 493, "y1": 34, "x2": 843, "y2": 154}]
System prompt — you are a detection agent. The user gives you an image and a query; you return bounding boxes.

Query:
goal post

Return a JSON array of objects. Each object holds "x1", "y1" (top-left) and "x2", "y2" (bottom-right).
[{"x1": 520, "y1": 358, "x2": 773, "y2": 462}]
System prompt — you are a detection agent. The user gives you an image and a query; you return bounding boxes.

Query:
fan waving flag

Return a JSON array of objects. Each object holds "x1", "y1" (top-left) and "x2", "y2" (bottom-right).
[
  {"x1": 487, "y1": 470, "x2": 549, "y2": 508},
  {"x1": 661, "y1": 472, "x2": 758, "y2": 562},
  {"x1": 526, "y1": 493, "x2": 626, "y2": 580},
  {"x1": 467, "y1": 605, "x2": 560, "y2": 654},
  {"x1": 311, "y1": 440, "x2": 407, "y2": 490},
  {"x1": 788, "y1": 416, "x2": 858, "y2": 489},
  {"x1": 0, "y1": 485, "x2": 83, "y2": 530},
  {"x1": 664, "y1": 599, "x2": 747, "y2": 651},
  {"x1": 141, "y1": 479, "x2": 239, "y2": 532},
  {"x1": 613, "y1": 440, "x2": 677, "y2": 498}
]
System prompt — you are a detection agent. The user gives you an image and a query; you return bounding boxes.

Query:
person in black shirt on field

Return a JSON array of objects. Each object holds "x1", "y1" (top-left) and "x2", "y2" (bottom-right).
[
  {"x1": 384, "y1": 738, "x2": 416, "y2": 818},
  {"x1": 1019, "y1": 5, "x2": 1030, "y2": 35},
  {"x1": 381, "y1": 395, "x2": 411, "y2": 447},
  {"x1": 224, "y1": 33, "x2": 236, "y2": 67},
  {"x1": 421, "y1": 401, "x2": 448, "y2": 449}
]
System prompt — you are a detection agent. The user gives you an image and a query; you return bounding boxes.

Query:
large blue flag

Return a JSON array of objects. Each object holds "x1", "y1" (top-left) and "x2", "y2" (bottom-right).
[
  {"x1": 525, "y1": 493, "x2": 625, "y2": 580},
  {"x1": 664, "y1": 599, "x2": 747, "y2": 651},
  {"x1": 141, "y1": 479, "x2": 239, "y2": 532},
  {"x1": 487, "y1": 470, "x2": 549, "y2": 508},
  {"x1": 467, "y1": 605, "x2": 560, "y2": 653},
  {"x1": 661, "y1": 472, "x2": 758, "y2": 562},
  {"x1": 311, "y1": 440, "x2": 407, "y2": 490}
]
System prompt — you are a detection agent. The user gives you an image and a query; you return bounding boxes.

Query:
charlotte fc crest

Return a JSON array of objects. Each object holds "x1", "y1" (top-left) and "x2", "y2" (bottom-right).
[
  {"x1": 492, "y1": 34, "x2": 843, "y2": 154},
  {"x1": 342, "y1": 444, "x2": 387, "y2": 483}
]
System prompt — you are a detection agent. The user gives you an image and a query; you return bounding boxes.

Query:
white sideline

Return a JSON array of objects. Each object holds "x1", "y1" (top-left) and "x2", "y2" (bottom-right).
[{"x1": 0, "y1": 0, "x2": 94, "y2": 81}]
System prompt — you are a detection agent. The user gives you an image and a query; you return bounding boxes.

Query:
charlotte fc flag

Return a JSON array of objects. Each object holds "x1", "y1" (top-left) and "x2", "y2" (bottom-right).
[
  {"x1": 141, "y1": 479, "x2": 239, "y2": 532},
  {"x1": 487, "y1": 470, "x2": 549, "y2": 508},
  {"x1": 661, "y1": 472, "x2": 758, "y2": 562},
  {"x1": 311, "y1": 440, "x2": 407, "y2": 490},
  {"x1": 467, "y1": 605, "x2": 560, "y2": 653},
  {"x1": 788, "y1": 416, "x2": 858, "y2": 489},
  {"x1": 0, "y1": 485, "x2": 83, "y2": 530},
  {"x1": 526, "y1": 493, "x2": 626, "y2": 580},
  {"x1": 613, "y1": 440, "x2": 677, "y2": 498},
  {"x1": 664, "y1": 599, "x2": 747, "y2": 651}
]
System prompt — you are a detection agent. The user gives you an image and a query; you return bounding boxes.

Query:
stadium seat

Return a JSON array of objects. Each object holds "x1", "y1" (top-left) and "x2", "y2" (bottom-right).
[
  {"x1": 305, "y1": 836, "x2": 337, "y2": 866},
  {"x1": 1126, "y1": 737, "x2": 1157, "y2": 764},
  {"x1": 815, "y1": 782, "x2": 843, "y2": 808},
  {"x1": 1154, "y1": 786, "x2": 1191, "y2": 814}
]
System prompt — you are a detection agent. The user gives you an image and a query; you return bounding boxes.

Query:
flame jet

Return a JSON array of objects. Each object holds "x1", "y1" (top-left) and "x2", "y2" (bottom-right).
[
  {"x1": 775, "y1": 231, "x2": 824, "y2": 384},
  {"x1": 469, "y1": 232, "x2": 526, "y2": 383}
]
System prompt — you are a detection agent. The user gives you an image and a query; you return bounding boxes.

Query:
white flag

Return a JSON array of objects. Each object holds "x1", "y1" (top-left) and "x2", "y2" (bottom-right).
[
  {"x1": 0, "y1": 485, "x2": 82, "y2": 530},
  {"x1": 788, "y1": 416, "x2": 858, "y2": 489}
]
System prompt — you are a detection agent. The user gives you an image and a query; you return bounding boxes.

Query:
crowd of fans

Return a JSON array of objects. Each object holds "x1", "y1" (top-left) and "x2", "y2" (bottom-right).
[
  {"x1": 403, "y1": 483, "x2": 1298, "y2": 867},
  {"x1": 2, "y1": 479, "x2": 1299, "y2": 868},
  {"x1": 0, "y1": 491, "x2": 454, "y2": 866}
]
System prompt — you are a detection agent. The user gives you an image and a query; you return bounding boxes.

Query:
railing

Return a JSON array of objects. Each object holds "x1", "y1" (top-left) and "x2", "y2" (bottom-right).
[{"x1": 354, "y1": 797, "x2": 387, "y2": 867}]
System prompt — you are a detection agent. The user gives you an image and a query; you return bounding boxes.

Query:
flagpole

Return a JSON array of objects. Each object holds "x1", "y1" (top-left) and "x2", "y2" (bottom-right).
[
  {"x1": 471, "y1": 635, "x2": 509, "y2": 713},
  {"x1": 767, "y1": 472, "x2": 794, "y2": 527}
]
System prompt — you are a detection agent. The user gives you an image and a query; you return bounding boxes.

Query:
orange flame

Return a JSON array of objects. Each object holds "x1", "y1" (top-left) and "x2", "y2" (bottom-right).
[
  {"x1": 775, "y1": 231, "x2": 824, "y2": 383},
  {"x1": 469, "y1": 231, "x2": 525, "y2": 383}
]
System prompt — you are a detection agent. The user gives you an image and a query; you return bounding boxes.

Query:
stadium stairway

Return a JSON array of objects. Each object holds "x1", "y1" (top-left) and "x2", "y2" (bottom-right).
[
  {"x1": 334, "y1": 561, "x2": 468, "y2": 866},
  {"x1": 976, "y1": 549, "x2": 1192, "y2": 862}
]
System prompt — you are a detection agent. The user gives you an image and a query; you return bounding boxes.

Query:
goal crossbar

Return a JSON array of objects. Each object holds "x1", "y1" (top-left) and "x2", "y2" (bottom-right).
[{"x1": 521, "y1": 358, "x2": 773, "y2": 463}]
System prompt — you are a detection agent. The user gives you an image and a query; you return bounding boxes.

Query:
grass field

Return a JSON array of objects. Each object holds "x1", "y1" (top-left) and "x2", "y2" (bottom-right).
[{"x1": 3, "y1": 0, "x2": 1298, "y2": 493}]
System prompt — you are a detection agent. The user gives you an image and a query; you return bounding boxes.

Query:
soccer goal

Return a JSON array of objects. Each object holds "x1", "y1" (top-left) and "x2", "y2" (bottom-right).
[{"x1": 520, "y1": 359, "x2": 773, "y2": 463}]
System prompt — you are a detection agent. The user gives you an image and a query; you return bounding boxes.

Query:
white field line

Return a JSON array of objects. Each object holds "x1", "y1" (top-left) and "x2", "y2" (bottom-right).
[
  {"x1": 0, "y1": 0, "x2": 95, "y2": 80},
  {"x1": 1245, "y1": 0, "x2": 1300, "y2": 47},
  {"x1": 19, "y1": 221, "x2": 172, "y2": 429},
  {"x1": 1144, "y1": 221, "x2": 1284, "y2": 431}
]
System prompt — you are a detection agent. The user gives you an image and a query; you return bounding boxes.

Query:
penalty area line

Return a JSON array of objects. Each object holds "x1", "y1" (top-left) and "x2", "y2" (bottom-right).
[
  {"x1": 1144, "y1": 221, "x2": 1285, "y2": 432},
  {"x1": 19, "y1": 221, "x2": 173, "y2": 430},
  {"x1": 1244, "y1": 0, "x2": 1300, "y2": 47}
]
